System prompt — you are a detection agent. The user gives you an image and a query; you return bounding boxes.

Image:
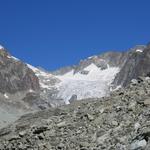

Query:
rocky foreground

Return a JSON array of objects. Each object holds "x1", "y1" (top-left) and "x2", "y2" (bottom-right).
[{"x1": 0, "y1": 77, "x2": 150, "y2": 150}]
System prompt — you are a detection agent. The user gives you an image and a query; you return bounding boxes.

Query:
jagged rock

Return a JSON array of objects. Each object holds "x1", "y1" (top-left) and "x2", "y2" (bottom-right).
[
  {"x1": 144, "y1": 99, "x2": 150, "y2": 106},
  {"x1": 134, "y1": 122, "x2": 141, "y2": 132},
  {"x1": 113, "y1": 46, "x2": 150, "y2": 87},
  {"x1": 85, "y1": 113, "x2": 94, "y2": 121},
  {"x1": 32, "y1": 126, "x2": 48, "y2": 134},
  {"x1": 0, "y1": 48, "x2": 39, "y2": 94},
  {"x1": 57, "y1": 121, "x2": 67, "y2": 128},
  {"x1": 131, "y1": 79, "x2": 138, "y2": 85},
  {"x1": 8, "y1": 135, "x2": 20, "y2": 141},
  {"x1": 19, "y1": 130, "x2": 27, "y2": 137}
]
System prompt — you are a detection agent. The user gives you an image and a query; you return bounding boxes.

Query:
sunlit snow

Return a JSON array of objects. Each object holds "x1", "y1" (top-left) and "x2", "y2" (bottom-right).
[
  {"x1": 28, "y1": 63, "x2": 119, "y2": 104},
  {"x1": 27, "y1": 64, "x2": 59, "y2": 89},
  {"x1": 56, "y1": 63, "x2": 119, "y2": 104},
  {"x1": 11, "y1": 56, "x2": 19, "y2": 61},
  {"x1": 136, "y1": 49, "x2": 143, "y2": 53},
  {"x1": 4, "y1": 93, "x2": 9, "y2": 99}
]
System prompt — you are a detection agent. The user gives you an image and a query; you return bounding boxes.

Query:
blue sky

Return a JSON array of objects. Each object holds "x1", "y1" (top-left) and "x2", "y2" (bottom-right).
[{"x1": 0, "y1": 0, "x2": 150, "y2": 70}]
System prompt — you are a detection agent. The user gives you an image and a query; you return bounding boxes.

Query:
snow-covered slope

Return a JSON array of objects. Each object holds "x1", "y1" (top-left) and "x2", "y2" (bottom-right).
[
  {"x1": 56, "y1": 63, "x2": 119, "y2": 103},
  {"x1": 27, "y1": 64, "x2": 60, "y2": 90},
  {"x1": 27, "y1": 63, "x2": 119, "y2": 104},
  {"x1": 24, "y1": 44, "x2": 150, "y2": 105}
]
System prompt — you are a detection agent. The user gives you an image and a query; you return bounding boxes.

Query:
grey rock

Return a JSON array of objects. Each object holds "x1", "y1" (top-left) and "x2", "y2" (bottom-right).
[
  {"x1": 69, "y1": 94, "x2": 77, "y2": 103},
  {"x1": 130, "y1": 139, "x2": 147, "y2": 150}
]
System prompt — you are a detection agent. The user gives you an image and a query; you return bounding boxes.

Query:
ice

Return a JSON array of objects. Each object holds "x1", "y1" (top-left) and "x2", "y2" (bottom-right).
[
  {"x1": 28, "y1": 62, "x2": 119, "y2": 104},
  {"x1": 56, "y1": 63, "x2": 119, "y2": 103}
]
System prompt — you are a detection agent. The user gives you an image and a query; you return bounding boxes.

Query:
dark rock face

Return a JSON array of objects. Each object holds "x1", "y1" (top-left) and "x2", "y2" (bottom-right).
[
  {"x1": 113, "y1": 46, "x2": 150, "y2": 87},
  {"x1": 0, "y1": 48, "x2": 40, "y2": 93},
  {"x1": 93, "y1": 51, "x2": 127, "y2": 68},
  {"x1": 0, "y1": 48, "x2": 42, "y2": 128}
]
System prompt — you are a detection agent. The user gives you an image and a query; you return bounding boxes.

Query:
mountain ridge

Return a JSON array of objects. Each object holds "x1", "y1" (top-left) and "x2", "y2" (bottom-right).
[{"x1": 0, "y1": 42, "x2": 150, "y2": 129}]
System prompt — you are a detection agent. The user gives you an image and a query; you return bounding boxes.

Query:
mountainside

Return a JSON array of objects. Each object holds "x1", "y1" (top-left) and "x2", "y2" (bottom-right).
[
  {"x1": 0, "y1": 46, "x2": 49, "y2": 128},
  {"x1": 27, "y1": 52, "x2": 122, "y2": 104},
  {"x1": 44, "y1": 44, "x2": 149, "y2": 104},
  {"x1": 0, "y1": 46, "x2": 39, "y2": 93},
  {"x1": 0, "y1": 43, "x2": 150, "y2": 129},
  {"x1": 113, "y1": 45, "x2": 149, "y2": 87},
  {"x1": 1, "y1": 76, "x2": 150, "y2": 149}
]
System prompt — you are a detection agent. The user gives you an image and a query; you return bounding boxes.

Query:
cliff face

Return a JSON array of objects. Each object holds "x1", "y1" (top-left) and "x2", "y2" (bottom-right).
[
  {"x1": 113, "y1": 45, "x2": 150, "y2": 87},
  {"x1": 0, "y1": 47, "x2": 41, "y2": 128},
  {"x1": 0, "y1": 47, "x2": 40, "y2": 93}
]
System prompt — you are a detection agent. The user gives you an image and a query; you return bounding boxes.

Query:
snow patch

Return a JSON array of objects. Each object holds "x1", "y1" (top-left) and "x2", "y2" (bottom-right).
[
  {"x1": 84, "y1": 63, "x2": 99, "y2": 72},
  {"x1": 4, "y1": 93, "x2": 9, "y2": 99},
  {"x1": 11, "y1": 56, "x2": 20, "y2": 61},
  {"x1": 136, "y1": 49, "x2": 143, "y2": 53},
  {"x1": 27, "y1": 64, "x2": 59, "y2": 90},
  {"x1": 29, "y1": 89, "x2": 34, "y2": 93},
  {"x1": 27, "y1": 64, "x2": 39, "y2": 72},
  {"x1": 88, "y1": 55, "x2": 97, "y2": 59},
  {"x1": 111, "y1": 85, "x2": 122, "y2": 91},
  {"x1": 7, "y1": 55, "x2": 11, "y2": 59}
]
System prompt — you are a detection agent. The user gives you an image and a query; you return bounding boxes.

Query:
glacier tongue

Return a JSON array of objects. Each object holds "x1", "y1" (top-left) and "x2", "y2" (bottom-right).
[{"x1": 56, "y1": 63, "x2": 119, "y2": 104}]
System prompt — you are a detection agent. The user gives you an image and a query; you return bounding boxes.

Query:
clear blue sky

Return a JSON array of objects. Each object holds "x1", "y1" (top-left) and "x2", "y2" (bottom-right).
[{"x1": 0, "y1": 0, "x2": 150, "y2": 70}]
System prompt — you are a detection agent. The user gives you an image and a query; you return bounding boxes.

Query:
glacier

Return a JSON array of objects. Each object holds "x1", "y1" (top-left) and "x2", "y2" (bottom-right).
[
  {"x1": 56, "y1": 63, "x2": 119, "y2": 103},
  {"x1": 28, "y1": 63, "x2": 119, "y2": 104}
]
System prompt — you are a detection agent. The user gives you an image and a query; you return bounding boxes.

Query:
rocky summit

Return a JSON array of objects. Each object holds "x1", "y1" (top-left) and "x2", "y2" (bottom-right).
[{"x1": 0, "y1": 76, "x2": 150, "y2": 149}]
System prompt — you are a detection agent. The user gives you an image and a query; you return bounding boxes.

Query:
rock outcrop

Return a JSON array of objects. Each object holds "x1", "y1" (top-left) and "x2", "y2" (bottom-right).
[
  {"x1": 113, "y1": 45, "x2": 150, "y2": 87},
  {"x1": 0, "y1": 47, "x2": 41, "y2": 128},
  {"x1": 0, "y1": 47, "x2": 39, "y2": 93}
]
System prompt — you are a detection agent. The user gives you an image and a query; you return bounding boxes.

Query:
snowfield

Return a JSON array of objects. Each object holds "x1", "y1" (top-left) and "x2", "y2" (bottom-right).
[
  {"x1": 136, "y1": 49, "x2": 143, "y2": 53},
  {"x1": 28, "y1": 63, "x2": 119, "y2": 104},
  {"x1": 56, "y1": 63, "x2": 119, "y2": 104}
]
